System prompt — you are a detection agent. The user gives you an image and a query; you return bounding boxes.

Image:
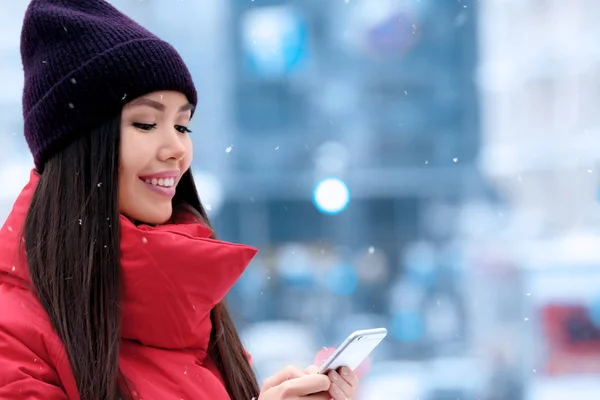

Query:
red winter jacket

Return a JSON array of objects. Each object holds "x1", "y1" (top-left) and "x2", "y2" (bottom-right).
[{"x1": 0, "y1": 171, "x2": 257, "y2": 399}]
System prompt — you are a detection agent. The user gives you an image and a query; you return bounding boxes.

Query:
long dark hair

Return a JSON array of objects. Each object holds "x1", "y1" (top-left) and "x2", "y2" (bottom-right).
[{"x1": 24, "y1": 112, "x2": 260, "y2": 399}]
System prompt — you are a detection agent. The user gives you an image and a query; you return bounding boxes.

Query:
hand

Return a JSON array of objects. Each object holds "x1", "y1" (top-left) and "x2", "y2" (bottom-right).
[
  {"x1": 258, "y1": 365, "x2": 332, "y2": 399},
  {"x1": 326, "y1": 367, "x2": 359, "y2": 400},
  {"x1": 303, "y1": 365, "x2": 359, "y2": 400}
]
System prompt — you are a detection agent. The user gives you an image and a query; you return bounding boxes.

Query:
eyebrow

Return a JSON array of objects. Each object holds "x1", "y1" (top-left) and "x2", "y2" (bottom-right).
[{"x1": 127, "y1": 98, "x2": 194, "y2": 113}]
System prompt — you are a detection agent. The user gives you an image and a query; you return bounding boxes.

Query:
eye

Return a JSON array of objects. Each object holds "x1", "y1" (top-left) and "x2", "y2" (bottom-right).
[
  {"x1": 132, "y1": 122, "x2": 157, "y2": 131},
  {"x1": 175, "y1": 125, "x2": 192, "y2": 134}
]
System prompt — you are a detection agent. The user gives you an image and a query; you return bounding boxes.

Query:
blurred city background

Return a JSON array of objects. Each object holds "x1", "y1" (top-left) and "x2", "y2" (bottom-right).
[{"x1": 2, "y1": 0, "x2": 600, "y2": 398}]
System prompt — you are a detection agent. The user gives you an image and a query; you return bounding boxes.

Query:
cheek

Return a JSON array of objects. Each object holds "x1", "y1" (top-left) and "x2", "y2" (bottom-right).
[
  {"x1": 117, "y1": 159, "x2": 136, "y2": 215},
  {"x1": 182, "y1": 135, "x2": 193, "y2": 169},
  {"x1": 118, "y1": 127, "x2": 151, "y2": 177},
  {"x1": 117, "y1": 129, "x2": 145, "y2": 211}
]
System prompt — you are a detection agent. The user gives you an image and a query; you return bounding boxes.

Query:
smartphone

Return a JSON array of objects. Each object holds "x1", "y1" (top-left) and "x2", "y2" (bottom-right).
[{"x1": 318, "y1": 328, "x2": 388, "y2": 374}]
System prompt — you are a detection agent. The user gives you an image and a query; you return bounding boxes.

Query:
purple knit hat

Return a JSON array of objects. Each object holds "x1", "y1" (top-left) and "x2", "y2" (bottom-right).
[{"x1": 20, "y1": 0, "x2": 198, "y2": 171}]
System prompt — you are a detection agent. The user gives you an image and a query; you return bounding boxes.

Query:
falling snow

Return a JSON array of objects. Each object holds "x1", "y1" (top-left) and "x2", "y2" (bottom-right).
[{"x1": 0, "y1": 3, "x2": 588, "y2": 395}]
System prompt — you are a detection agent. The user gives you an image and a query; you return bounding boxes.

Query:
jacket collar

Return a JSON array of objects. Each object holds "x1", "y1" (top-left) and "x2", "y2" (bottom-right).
[{"x1": 0, "y1": 170, "x2": 257, "y2": 352}]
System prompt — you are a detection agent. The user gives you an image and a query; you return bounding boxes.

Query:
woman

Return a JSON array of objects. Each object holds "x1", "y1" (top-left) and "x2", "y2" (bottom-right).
[{"x1": 0, "y1": 1, "x2": 359, "y2": 399}]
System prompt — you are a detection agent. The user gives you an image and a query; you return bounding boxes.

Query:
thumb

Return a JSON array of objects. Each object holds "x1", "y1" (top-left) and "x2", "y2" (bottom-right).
[{"x1": 303, "y1": 365, "x2": 320, "y2": 375}]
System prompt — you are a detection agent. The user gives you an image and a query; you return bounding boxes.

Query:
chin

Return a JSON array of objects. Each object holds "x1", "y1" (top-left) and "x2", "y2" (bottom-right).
[
  {"x1": 149, "y1": 212, "x2": 173, "y2": 225},
  {"x1": 131, "y1": 207, "x2": 173, "y2": 226},
  {"x1": 148, "y1": 215, "x2": 172, "y2": 226}
]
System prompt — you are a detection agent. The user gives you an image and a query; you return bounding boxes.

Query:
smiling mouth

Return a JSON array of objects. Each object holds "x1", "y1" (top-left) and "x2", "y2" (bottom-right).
[
  {"x1": 139, "y1": 176, "x2": 177, "y2": 198},
  {"x1": 141, "y1": 177, "x2": 176, "y2": 188}
]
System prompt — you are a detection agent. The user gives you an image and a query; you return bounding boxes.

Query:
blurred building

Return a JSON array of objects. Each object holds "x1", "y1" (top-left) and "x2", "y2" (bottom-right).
[
  {"x1": 476, "y1": 1, "x2": 600, "y2": 398},
  {"x1": 221, "y1": 0, "x2": 481, "y2": 259},
  {"x1": 478, "y1": 0, "x2": 600, "y2": 234}
]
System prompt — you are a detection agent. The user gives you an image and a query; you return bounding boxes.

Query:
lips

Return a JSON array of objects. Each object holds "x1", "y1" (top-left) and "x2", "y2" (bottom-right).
[
  {"x1": 139, "y1": 170, "x2": 180, "y2": 181},
  {"x1": 138, "y1": 170, "x2": 180, "y2": 197},
  {"x1": 142, "y1": 176, "x2": 175, "y2": 188}
]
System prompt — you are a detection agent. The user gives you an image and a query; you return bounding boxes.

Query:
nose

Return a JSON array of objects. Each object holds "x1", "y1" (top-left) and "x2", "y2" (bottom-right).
[{"x1": 157, "y1": 129, "x2": 186, "y2": 162}]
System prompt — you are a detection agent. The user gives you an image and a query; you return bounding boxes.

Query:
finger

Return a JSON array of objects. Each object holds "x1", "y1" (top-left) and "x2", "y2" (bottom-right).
[
  {"x1": 329, "y1": 370, "x2": 352, "y2": 399},
  {"x1": 304, "y1": 365, "x2": 320, "y2": 375},
  {"x1": 262, "y1": 365, "x2": 304, "y2": 391},
  {"x1": 303, "y1": 392, "x2": 333, "y2": 400},
  {"x1": 276, "y1": 374, "x2": 331, "y2": 398},
  {"x1": 338, "y1": 367, "x2": 359, "y2": 389},
  {"x1": 329, "y1": 382, "x2": 348, "y2": 400}
]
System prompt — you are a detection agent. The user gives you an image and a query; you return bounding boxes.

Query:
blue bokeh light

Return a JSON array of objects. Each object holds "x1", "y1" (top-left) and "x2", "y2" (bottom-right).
[
  {"x1": 588, "y1": 295, "x2": 600, "y2": 328},
  {"x1": 325, "y1": 264, "x2": 358, "y2": 296},
  {"x1": 391, "y1": 310, "x2": 424, "y2": 343},
  {"x1": 313, "y1": 177, "x2": 351, "y2": 215}
]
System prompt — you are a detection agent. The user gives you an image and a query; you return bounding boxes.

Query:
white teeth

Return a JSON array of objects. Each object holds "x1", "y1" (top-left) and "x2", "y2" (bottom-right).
[{"x1": 144, "y1": 177, "x2": 175, "y2": 187}]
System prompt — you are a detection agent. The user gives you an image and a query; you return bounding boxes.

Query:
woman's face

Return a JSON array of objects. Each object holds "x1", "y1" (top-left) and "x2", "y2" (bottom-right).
[{"x1": 119, "y1": 90, "x2": 194, "y2": 225}]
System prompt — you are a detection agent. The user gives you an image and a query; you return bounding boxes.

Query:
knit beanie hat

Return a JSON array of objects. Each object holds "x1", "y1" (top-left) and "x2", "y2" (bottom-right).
[{"x1": 20, "y1": 0, "x2": 198, "y2": 171}]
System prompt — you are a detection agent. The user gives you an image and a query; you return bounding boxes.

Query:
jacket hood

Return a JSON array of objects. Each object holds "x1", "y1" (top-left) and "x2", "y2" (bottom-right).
[{"x1": 0, "y1": 170, "x2": 257, "y2": 353}]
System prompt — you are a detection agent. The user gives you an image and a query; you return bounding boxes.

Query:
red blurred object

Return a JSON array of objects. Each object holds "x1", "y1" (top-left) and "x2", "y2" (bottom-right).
[
  {"x1": 541, "y1": 304, "x2": 600, "y2": 375},
  {"x1": 314, "y1": 347, "x2": 372, "y2": 379}
]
